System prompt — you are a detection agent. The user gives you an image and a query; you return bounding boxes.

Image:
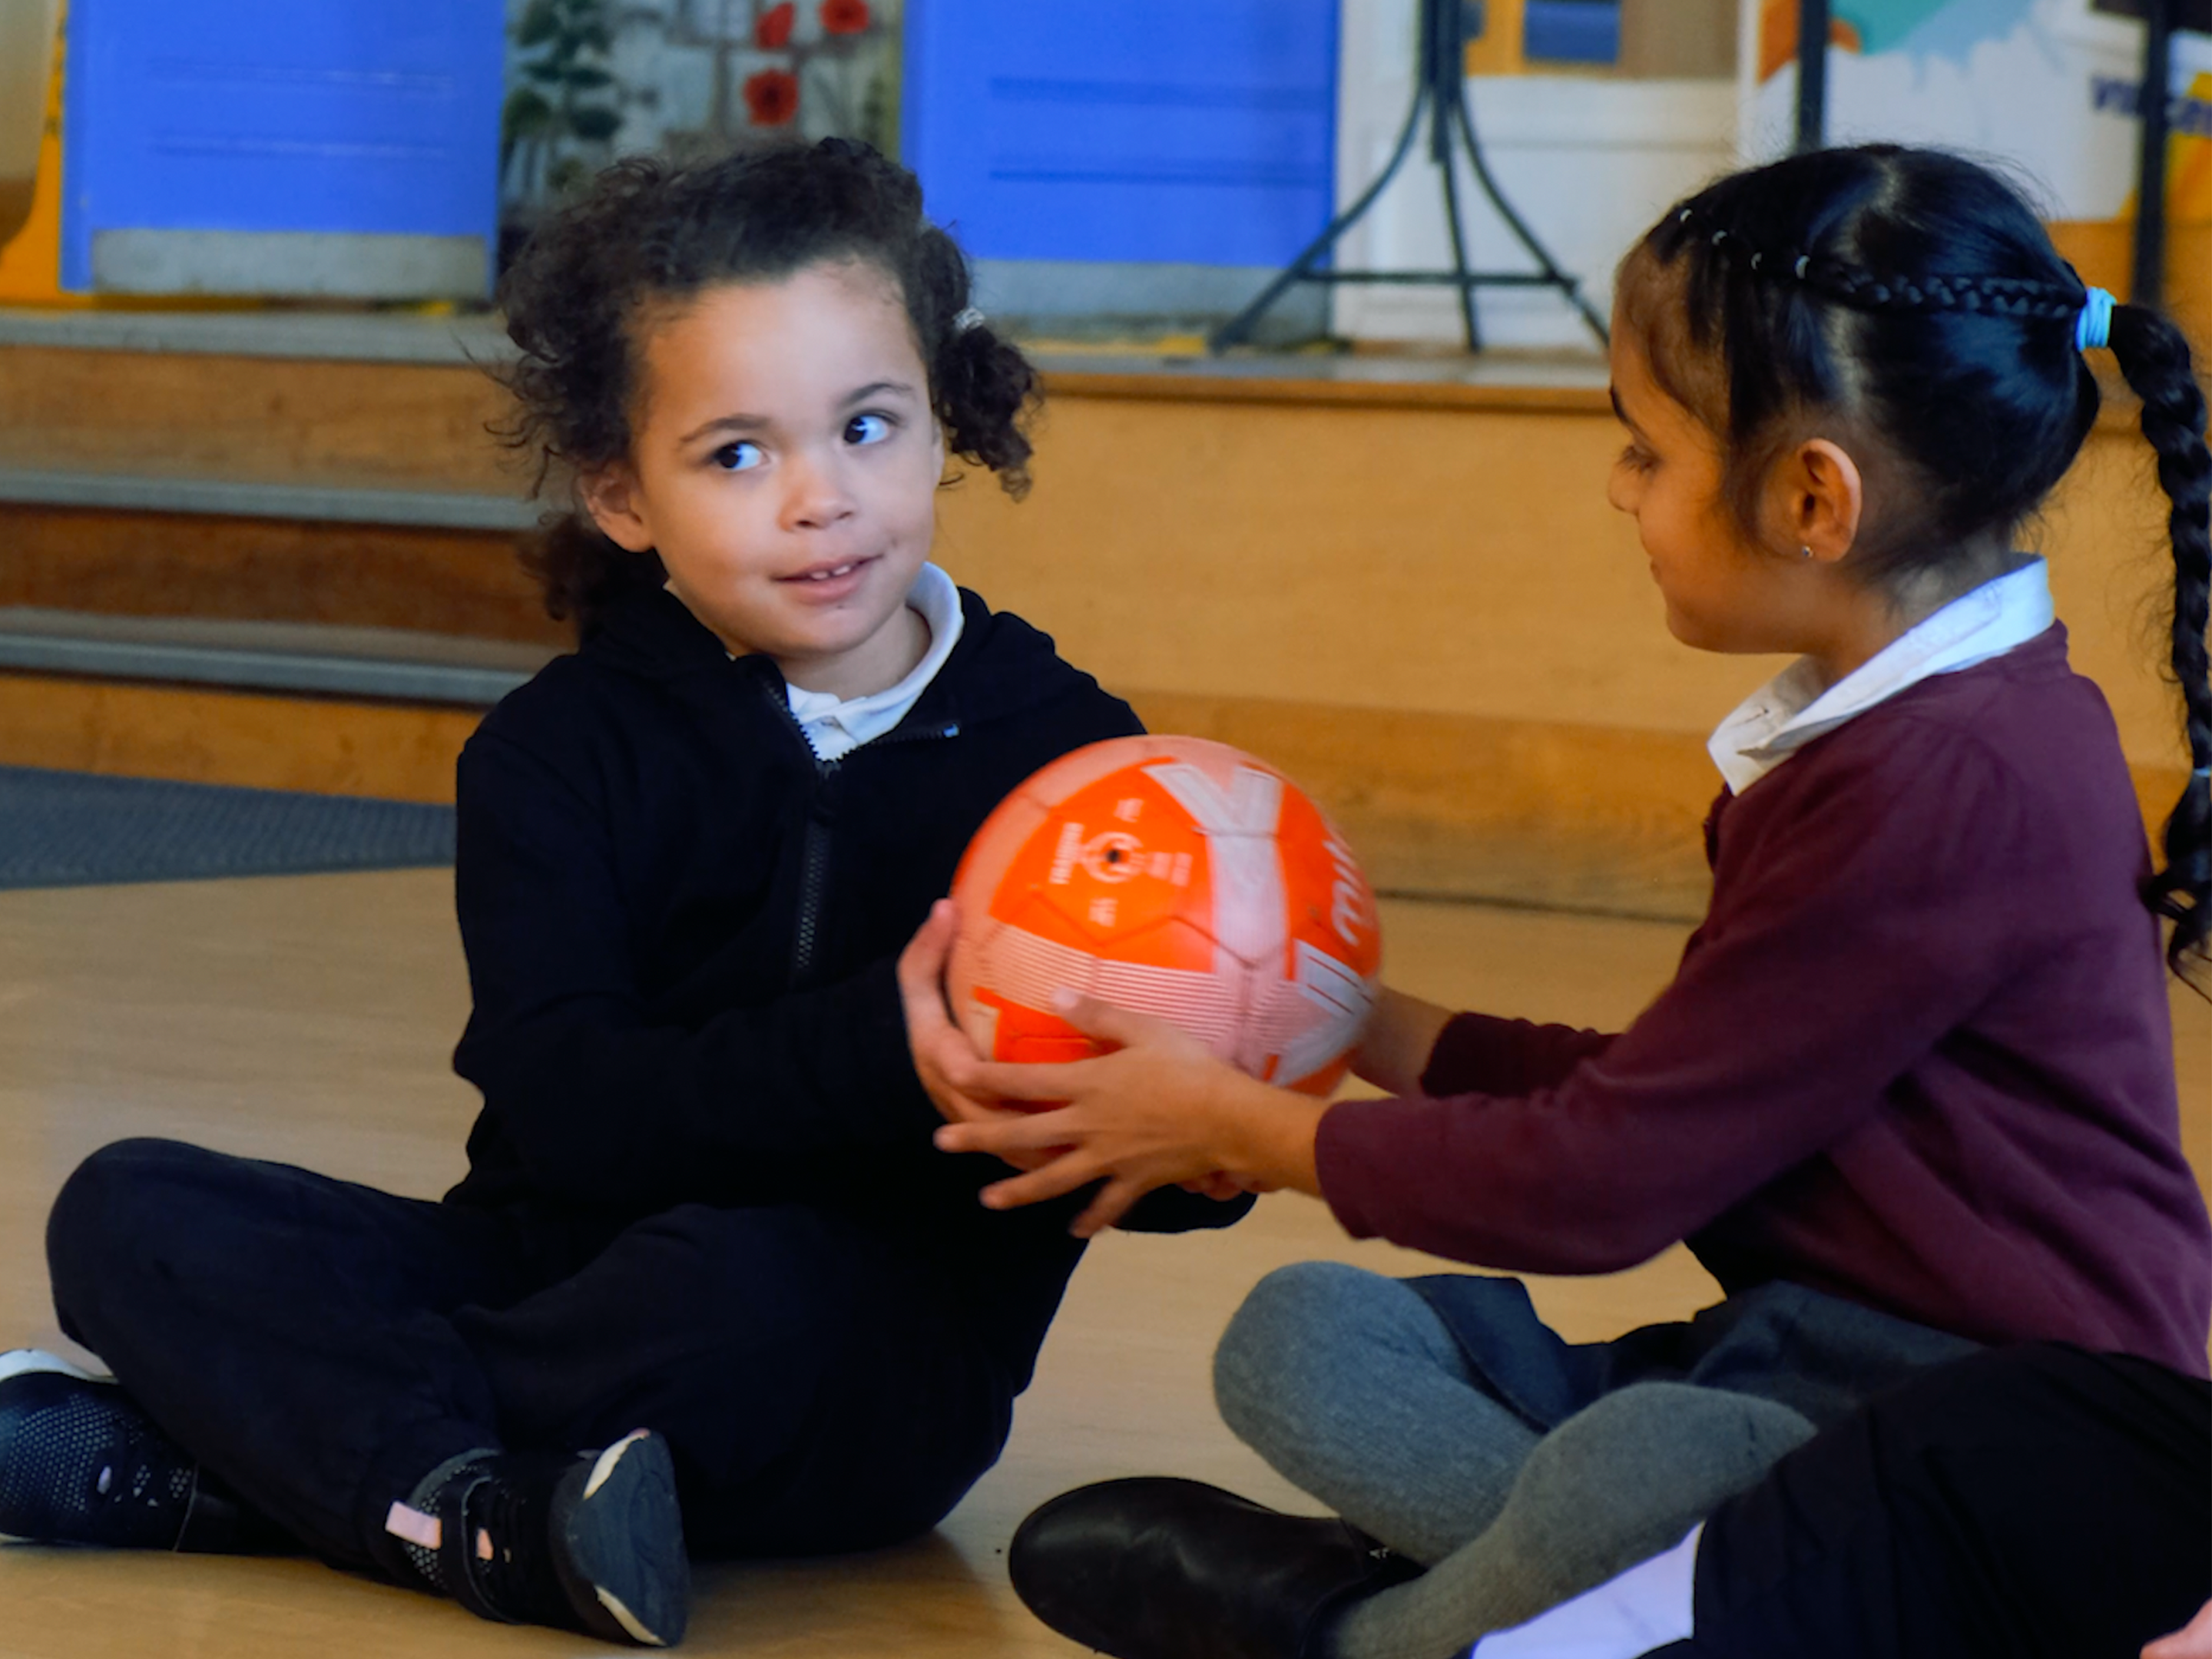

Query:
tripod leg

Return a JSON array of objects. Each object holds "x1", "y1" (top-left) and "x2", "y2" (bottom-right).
[
  {"x1": 1435, "y1": 127, "x2": 1481, "y2": 351},
  {"x1": 1449, "y1": 84, "x2": 1610, "y2": 346},
  {"x1": 1209, "y1": 80, "x2": 1433, "y2": 352}
]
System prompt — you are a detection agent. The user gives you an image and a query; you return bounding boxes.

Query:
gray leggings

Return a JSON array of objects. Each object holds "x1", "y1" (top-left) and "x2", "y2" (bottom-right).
[{"x1": 1213, "y1": 1263, "x2": 1922, "y2": 1659}]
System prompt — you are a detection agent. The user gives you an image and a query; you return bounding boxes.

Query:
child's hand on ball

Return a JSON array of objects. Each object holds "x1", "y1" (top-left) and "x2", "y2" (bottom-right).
[
  {"x1": 930, "y1": 988, "x2": 1326, "y2": 1237},
  {"x1": 897, "y1": 902, "x2": 1058, "y2": 1173}
]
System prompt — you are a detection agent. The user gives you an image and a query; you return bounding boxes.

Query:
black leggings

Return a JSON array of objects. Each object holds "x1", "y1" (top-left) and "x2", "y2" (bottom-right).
[
  {"x1": 47, "y1": 1137, "x2": 1022, "y2": 1578},
  {"x1": 1666, "y1": 1343, "x2": 2210, "y2": 1659}
]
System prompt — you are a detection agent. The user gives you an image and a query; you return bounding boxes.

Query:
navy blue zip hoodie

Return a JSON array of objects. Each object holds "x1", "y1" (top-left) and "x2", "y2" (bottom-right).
[{"x1": 447, "y1": 581, "x2": 1249, "y2": 1268}]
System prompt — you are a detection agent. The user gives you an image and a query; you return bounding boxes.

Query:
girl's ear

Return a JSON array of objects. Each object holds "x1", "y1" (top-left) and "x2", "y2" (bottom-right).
[
  {"x1": 1766, "y1": 437, "x2": 1865, "y2": 564},
  {"x1": 580, "y1": 463, "x2": 656, "y2": 553}
]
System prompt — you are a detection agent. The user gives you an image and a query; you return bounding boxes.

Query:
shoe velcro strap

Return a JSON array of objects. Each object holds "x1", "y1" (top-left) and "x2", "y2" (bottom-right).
[{"x1": 434, "y1": 1466, "x2": 519, "y2": 1624}]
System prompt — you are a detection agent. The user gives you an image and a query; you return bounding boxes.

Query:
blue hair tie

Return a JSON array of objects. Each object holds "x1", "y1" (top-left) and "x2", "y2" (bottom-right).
[{"x1": 2075, "y1": 286, "x2": 2115, "y2": 353}]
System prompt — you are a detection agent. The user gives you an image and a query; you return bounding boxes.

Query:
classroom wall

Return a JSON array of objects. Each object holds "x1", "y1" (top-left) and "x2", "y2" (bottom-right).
[
  {"x1": 938, "y1": 382, "x2": 2190, "y2": 767},
  {"x1": 926, "y1": 378, "x2": 2194, "y2": 913},
  {"x1": 0, "y1": 343, "x2": 2190, "y2": 916}
]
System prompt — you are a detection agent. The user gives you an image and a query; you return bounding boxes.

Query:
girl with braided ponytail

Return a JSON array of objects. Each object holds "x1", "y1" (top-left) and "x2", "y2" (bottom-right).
[
  {"x1": 901, "y1": 144, "x2": 2212, "y2": 1659},
  {"x1": 0, "y1": 139, "x2": 1248, "y2": 1644}
]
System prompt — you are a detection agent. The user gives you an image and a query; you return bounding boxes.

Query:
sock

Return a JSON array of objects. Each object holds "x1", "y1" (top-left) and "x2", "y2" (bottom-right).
[{"x1": 1326, "y1": 1386, "x2": 1814, "y2": 1659}]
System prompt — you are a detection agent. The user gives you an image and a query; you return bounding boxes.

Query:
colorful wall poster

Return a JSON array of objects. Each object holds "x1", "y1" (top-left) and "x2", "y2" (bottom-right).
[
  {"x1": 502, "y1": 0, "x2": 902, "y2": 240},
  {"x1": 1742, "y1": 0, "x2": 2211, "y2": 312}
]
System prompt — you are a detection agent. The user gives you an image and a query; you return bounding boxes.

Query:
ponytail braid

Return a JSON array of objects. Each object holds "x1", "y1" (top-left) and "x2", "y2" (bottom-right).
[
  {"x1": 1788, "y1": 258, "x2": 2080, "y2": 322},
  {"x1": 2109, "y1": 303, "x2": 2212, "y2": 975}
]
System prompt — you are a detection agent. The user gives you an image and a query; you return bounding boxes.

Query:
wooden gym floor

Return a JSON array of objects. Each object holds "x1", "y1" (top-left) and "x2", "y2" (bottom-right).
[{"x1": 0, "y1": 871, "x2": 2204, "y2": 1657}]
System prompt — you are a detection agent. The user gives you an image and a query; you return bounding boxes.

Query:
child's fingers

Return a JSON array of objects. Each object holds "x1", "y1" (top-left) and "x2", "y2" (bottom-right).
[
  {"x1": 1048, "y1": 988, "x2": 1172, "y2": 1052},
  {"x1": 1177, "y1": 1171, "x2": 1243, "y2": 1200},
  {"x1": 933, "y1": 1106, "x2": 1081, "y2": 1157},
  {"x1": 975, "y1": 1151, "x2": 1105, "y2": 1212},
  {"x1": 1075, "y1": 1176, "x2": 1153, "y2": 1238},
  {"x1": 920, "y1": 1028, "x2": 989, "y2": 1095},
  {"x1": 931, "y1": 1093, "x2": 1039, "y2": 1137},
  {"x1": 895, "y1": 899, "x2": 959, "y2": 1023},
  {"x1": 958, "y1": 1055, "x2": 1096, "y2": 1102},
  {"x1": 932, "y1": 1085, "x2": 1008, "y2": 1131}
]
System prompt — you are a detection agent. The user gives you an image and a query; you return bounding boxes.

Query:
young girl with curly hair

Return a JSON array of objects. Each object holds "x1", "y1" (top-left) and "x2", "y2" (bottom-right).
[
  {"x1": 0, "y1": 138, "x2": 1244, "y2": 1647},
  {"x1": 904, "y1": 143, "x2": 2212, "y2": 1659}
]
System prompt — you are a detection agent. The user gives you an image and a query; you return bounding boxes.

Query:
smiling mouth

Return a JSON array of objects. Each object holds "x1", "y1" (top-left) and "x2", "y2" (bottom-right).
[{"x1": 783, "y1": 557, "x2": 873, "y2": 583}]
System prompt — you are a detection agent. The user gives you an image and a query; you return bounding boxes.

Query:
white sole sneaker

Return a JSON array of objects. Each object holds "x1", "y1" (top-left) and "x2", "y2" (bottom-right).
[
  {"x1": 0, "y1": 1350, "x2": 197, "y2": 1548},
  {"x1": 0, "y1": 1349, "x2": 103, "y2": 1387}
]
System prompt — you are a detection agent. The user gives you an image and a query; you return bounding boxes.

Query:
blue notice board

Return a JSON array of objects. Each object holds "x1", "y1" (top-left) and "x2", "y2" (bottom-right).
[
  {"x1": 902, "y1": 1, "x2": 1339, "y2": 267},
  {"x1": 61, "y1": 0, "x2": 503, "y2": 293}
]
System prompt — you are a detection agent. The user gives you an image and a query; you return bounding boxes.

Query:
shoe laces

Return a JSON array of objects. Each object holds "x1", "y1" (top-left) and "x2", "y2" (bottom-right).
[
  {"x1": 439, "y1": 1454, "x2": 577, "y2": 1629},
  {"x1": 89, "y1": 1425, "x2": 192, "y2": 1513}
]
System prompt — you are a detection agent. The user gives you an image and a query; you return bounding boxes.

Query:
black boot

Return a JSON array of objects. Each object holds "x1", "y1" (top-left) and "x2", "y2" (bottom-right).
[{"x1": 1008, "y1": 1477, "x2": 1421, "y2": 1659}]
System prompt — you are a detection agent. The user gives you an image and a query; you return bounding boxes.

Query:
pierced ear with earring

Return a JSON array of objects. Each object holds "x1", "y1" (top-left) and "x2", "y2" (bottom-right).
[{"x1": 1799, "y1": 545, "x2": 1814, "y2": 561}]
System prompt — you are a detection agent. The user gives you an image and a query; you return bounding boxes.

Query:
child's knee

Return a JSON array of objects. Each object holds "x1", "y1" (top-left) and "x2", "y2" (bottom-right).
[
  {"x1": 1217, "y1": 1262, "x2": 1368, "y2": 1396},
  {"x1": 47, "y1": 1138, "x2": 210, "y2": 1313},
  {"x1": 1213, "y1": 1262, "x2": 1452, "y2": 1439}
]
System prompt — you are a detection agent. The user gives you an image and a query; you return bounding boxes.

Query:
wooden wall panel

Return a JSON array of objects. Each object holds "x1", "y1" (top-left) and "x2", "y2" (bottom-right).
[
  {"x1": 0, "y1": 505, "x2": 565, "y2": 644},
  {"x1": 0, "y1": 673, "x2": 478, "y2": 803},
  {"x1": 0, "y1": 348, "x2": 516, "y2": 492},
  {"x1": 1128, "y1": 690, "x2": 1720, "y2": 917},
  {"x1": 0, "y1": 342, "x2": 2195, "y2": 918},
  {"x1": 3, "y1": 346, "x2": 2186, "y2": 771},
  {"x1": 938, "y1": 398, "x2": 2196, "y2": 773},
  {"x1": 1, "y1": 669, "x2": 2183, "y2": 921}
]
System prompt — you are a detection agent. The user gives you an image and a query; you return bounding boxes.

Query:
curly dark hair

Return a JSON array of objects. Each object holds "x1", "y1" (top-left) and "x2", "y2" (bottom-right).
[
  {"x1": 1620, "y1": 144, "x2": 2211, "y2": 978},
  {"x1": 495, "y1": 137, "x2": 1039, "y2": 634}
]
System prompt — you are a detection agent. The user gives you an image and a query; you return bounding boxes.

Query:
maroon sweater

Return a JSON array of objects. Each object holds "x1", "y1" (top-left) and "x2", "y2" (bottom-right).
[{"x1": 1316, "y1": 626, "x2": 2212, "y2": 1376}]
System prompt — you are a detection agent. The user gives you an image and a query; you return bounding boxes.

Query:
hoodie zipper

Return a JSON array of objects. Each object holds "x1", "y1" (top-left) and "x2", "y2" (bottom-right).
[{"x1": 761, "y1": 677, "x2": 962, "y2": 987}]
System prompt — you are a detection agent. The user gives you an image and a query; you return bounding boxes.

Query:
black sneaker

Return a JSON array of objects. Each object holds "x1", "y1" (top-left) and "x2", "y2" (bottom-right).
[
  {"x1": 396, "y1": 1431, "x2": 690, "y2": 1647},
  {"x1": 0, "y1": 1349, "x2": 202, "y2": 1548}
]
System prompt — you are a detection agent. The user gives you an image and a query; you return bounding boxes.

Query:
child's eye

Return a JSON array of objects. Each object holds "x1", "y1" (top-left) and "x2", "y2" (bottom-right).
[
  {"x1": 844, "y1": 412, "x2": 893, "y2": 446},
  {"x1": 711, "y1": 441, "x2": 766, "y2": 472},
  {"x1": 1617, "y1": 442, "x2": 1657, "y2": 475}
]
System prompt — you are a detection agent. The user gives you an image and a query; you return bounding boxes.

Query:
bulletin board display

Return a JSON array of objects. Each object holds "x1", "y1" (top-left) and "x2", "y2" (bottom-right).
[
  {"x1": 1741, "y1": 0, "x2": 2212, "y2": 317},
  {"x1": 902, "y1": 0, "x2": 1339, "y2": 267},
  {"x1": 1742, "y1": 2, "x2": 2210, "y2": 232},
  {"x1": 60, "y1": 0, "x2": 504, "y2": 296}
]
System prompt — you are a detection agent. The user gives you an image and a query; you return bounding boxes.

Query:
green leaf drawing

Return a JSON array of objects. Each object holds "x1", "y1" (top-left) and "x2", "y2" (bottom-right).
[
  {"x1": 501, "y1": 84, "x2": 556, "y2": 168},
  {"x1": 515, "y1": 0, "x2": 561, "y2": 48},
  {"x1": 505, "y1": 0, "x2": 624, "y2": 197}
]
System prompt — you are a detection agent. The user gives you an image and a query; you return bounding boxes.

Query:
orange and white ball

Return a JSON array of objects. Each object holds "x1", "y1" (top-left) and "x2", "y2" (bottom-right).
[{"x1": 947, "y1": 736, "x2": 1381, "y2": 1096}]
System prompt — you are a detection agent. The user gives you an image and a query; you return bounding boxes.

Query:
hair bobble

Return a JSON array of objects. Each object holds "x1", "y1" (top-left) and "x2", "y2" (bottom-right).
[
  {"x1": 2075, "y1": 286, "x2": 2115, "y2": 353},
  {"x1": 952, "y1": 306, "x2": 985, "y2": 334},
  {"x1": 1794, "y1": 255, "x2": 1811, "y2": 280}
]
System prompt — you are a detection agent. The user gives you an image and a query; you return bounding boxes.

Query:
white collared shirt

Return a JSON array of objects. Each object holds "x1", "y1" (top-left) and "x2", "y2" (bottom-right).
[
  {"x1": 1707, "y1": 558, "x2": 2056, "y2": 795},
  {"x1": 783, "y1": 563, "x2": 964, "y2": 762}
]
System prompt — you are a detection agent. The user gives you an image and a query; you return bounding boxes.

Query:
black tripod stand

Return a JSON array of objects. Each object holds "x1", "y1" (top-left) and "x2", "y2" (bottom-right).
[{"x1": 1210, "y1": 0, "x2": 1608, "y2": 353}]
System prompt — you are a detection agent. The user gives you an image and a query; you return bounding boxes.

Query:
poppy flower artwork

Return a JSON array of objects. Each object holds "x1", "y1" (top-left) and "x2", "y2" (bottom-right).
[
  {"x1": 743, "y1": 68, "x2": 800, "y2": 125},
  {"x1": 755, "y1": 2, "x2": 795, "y2": 48},
  {"x1": 502, "y1": 0, "x2": 900, "y2": 215}
]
